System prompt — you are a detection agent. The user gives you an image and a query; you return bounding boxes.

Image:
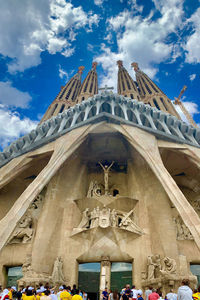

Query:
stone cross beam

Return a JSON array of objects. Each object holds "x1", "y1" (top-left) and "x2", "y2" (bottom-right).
[{"x1": 98, "y1": 85, "x2": 114, "y2": 93}]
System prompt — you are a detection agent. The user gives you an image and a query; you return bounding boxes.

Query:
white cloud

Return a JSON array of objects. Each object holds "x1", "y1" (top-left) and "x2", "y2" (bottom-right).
[
  {"x1": 94, "y1": 0, "x2": 104, "y2": 6},
  {"x1": 95, "y1": 0, "x2": 184, "y2": 88},
  {"x1": 184, "y1": 8, "x2": 200, "y2": 63},
  {"x1": 0, "y1": 105, "x2": 38, "y2": 149},
  {"x1": 0, "y1": 0, "x2": 99, "y2": 73},
  {"x1": 62, "y1": 47, "x2": 75, "y2": 58},
  {"x1": 174, "y1": 101, "x2": 199, "y2": 124},
  {"x1": 189, "y1": 74, "x2": 196, "y2": 81},
  {"x1": 0, "y1": 81, "x2": 32, "y2": 108},
  {"x1": 58, "y1": 65, "x2": 69, "y2": 80}
]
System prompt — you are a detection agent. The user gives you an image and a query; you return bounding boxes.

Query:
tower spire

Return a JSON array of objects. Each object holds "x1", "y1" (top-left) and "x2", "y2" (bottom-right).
[
  {"x1": 77, "y1": 62, "x2": 98, "y2": 103},
  {"x1": 40, "y1": 66, "x2": 84, "y2": 123},
  {"x1": 117, "y1": 60, "x2": 140, "y2": 100},
  {"x1": 132, "y1": 62, "x2": 180, "y2": 118}
]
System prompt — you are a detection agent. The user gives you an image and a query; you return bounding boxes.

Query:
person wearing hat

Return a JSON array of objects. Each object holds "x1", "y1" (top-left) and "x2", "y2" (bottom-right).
[
  {"x1": 8, "y1": 287, "x2": 17, "y2": 300},
  {"x1": 0, "y1": 289, "x2": 9, "y2": 300},
  {"x1": 137, "y1": 291, "x2": 144, "y2": 300},
  {"x1": 57, "y1": 286, "x2": 64, "y2": 300}
]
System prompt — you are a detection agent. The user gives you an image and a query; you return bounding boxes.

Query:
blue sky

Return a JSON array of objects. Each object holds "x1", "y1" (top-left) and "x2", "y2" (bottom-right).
[{"x1": 0, "y1": 0, "x2": 200, "y2": 149}]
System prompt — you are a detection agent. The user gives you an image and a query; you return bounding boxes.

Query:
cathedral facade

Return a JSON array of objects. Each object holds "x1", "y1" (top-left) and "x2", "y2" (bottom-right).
[{"x1": 0, "y1": 62, "x2": 200, "y2": 296}]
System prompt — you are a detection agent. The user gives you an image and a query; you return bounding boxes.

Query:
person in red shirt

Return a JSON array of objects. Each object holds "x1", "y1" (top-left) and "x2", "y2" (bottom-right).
[{"x1": 148, "y1": 289, "x2": 159, "y2": 300}]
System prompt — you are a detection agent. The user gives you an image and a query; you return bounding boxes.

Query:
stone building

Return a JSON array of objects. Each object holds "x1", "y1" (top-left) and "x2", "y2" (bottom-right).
[{"x1": 0, "y1": 61, "x2": 200, "y2": 297}]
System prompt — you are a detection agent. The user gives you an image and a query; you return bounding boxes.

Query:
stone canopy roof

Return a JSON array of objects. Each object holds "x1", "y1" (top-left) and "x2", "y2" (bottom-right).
[{"x1": 1, "y1": 92, "x2": 200, "y2": 168}]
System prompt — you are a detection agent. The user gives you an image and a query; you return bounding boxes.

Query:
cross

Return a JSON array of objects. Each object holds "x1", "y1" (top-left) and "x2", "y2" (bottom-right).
[{"x1": 98, "y1": 85, "x2": 114, "y2": 93}]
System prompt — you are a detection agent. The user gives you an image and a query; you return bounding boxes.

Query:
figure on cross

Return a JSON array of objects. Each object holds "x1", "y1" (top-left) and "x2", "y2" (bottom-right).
[{"x1": 98, "y1": 85, "x2": 114, "y2": 94}]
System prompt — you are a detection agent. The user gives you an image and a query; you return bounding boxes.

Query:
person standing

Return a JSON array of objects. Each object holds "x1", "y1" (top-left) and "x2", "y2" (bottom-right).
[
  {"x1": 131, "y1": 285, "x2": 137, "y2": 300},
  {"x1": 102, "y1": 288, "x2": 109, "y2": 300},
  {"x1": 148, "y1": 289, "x2": 159, "y2": 300},
  {"x1": 50, "y1": 291, "x2": 57, "y2": 300},
  {"x1": 71, "y1": 286, "x2": 78, "y2": 297},
  {"x1": 82, "y1": 292, "x2": 87, "y2": 300},
  {"x1": 145, "y1": 287, "x2": 152, "y2": 300},
  {"x1": 166, "y1": 290, "x2": 177, "y2": 300},
  {"x1": 192, "y1": 286, "x2": 200, "y2": 300},
  {"x1": 71, "y1": 291, "x2": 82, "y2": 300},
  {"x1": 60, "y1": 286, "x2": 72, "y2": 300},
  {"x1": 177, "y1": 279, "x2": 193, "y2": 300},
  {"x1": 137, "y1": 292, "x2": 144, "y2": 300},
  {"x1": 23, "y1": 289, "x2": 36, "y2": 300}
]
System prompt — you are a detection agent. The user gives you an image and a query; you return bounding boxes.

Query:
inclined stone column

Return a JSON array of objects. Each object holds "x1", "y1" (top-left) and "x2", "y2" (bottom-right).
[{"x1": 100, "y1": 256, "x2": 111, "y2": 294}]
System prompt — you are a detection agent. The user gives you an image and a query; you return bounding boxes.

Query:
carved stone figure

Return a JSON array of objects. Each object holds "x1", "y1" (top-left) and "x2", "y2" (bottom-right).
[
  {"x1": 99, "y1": 161, "x2": 114, "y2": 195},
  {"x1": 174, "y1": 216, "x2": 193, "y2": 240},
  {"x1": 154, "y1": 254, "x2": 162, "y2": 278},
  {"x1": 93, "y1": 206, "x2": 100, "y2": 227},
  {"x1": 22, "y1": 254, "x2": 32, "y2": 276},
  {"x1": 51, "y1": 257, "x2": 65, "y2": 283},
  {"x1": 111, "y1": 209, "x2": 117, "y2": 227},
  {"x1": 8, "y1": 215, "x2": 33, "y2": 244},
  {"x1": 31, "y1": 194, "x2": 44, "y2": 210},
  {"x1": 87, "y1": 181, "x2": 102, "y2": 197},
  {"x1": 77, "y1": 208, "x2": 90, "y2": 228},
  {"x1": 90, "y1": 208, "x2": 97, "y2": 228},
  {"x1": 147, "y1": 256, "x2": 156, "y2": 280},
  {"x1": 161, "y1": 257, "x2": 177, "y2": 275},
  {"x1": 99, "y1": 207, "x2": 111, "y2": 228}
]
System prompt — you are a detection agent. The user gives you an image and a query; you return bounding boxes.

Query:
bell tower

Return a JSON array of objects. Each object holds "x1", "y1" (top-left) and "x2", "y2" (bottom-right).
[
  {"x1": 40, "y1": 66, "x2": 84, "y2": 123},
  {"x1": 132, "y1": 62, "x2": 180, "y2": 118},
  {"x1": 117, "y1": 60, "x2": 140, "y2": 100},
  {"x1": 77, "y1": 62, "x2": 98, "y2": 103}
]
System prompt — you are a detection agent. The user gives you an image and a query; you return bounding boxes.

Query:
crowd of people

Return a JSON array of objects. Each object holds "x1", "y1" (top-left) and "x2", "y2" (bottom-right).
[
  {"x1": 0, "y1": 284, "x2": 87, "y2": 300},
  {"x1": 101, "y1": 279, "x2": 200, "y2": 300},
  {"x1": 0, "y1": 279, "x2": 200, "y2": 300}
]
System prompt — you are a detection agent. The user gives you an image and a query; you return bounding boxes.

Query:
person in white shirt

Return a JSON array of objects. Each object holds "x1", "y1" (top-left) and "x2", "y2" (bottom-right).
[
  {"x1": 131, "y1": 285, "x2": 138, "y2": 300},
  {"x1": 166, "y1": 289, "x2": 177, "y2": 300},
  {"x1": 57, "y1": 286, "x2": 64, "y2": 300},
  {"x1": 50, "y1": 291, "x2": 58, "y2": 300},
  {"x1": 145, "y1": 287, "x2": 152, "y2": 300},
  {"x1": 177, "y1": 279, "x2": 193, "y2": 300}
]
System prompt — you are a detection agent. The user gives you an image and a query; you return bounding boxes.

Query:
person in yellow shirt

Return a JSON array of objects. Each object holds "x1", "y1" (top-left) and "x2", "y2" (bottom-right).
[
  {"x1": 60, "y1": 286, "x2": 72, "y2": 300},
  {"x1": 23, "y1": 289, "x2": 36, "y2": 300},
  {"x1": 71, "y1": 290, "x2": 82, "y2": 300},
  {"x1": 36, "y1": 289, "x2": 43, "y2": 300},
  {"x1": 193, "y1": 286, "x2": 200, "y2": 300},
  {"x1": 8, "y1": 287, "x2": 16, "y2": 300}
]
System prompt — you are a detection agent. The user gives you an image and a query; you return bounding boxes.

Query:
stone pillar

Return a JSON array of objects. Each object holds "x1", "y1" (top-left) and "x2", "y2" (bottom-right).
[{"x1": 100, "y1": 257, "x2": 111, "y2": 294}]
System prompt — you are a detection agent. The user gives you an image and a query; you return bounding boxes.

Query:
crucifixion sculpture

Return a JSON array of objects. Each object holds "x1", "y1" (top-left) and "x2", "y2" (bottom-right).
[{"x1": 98, "y1": 161, "x2": 114, "y2": 195}]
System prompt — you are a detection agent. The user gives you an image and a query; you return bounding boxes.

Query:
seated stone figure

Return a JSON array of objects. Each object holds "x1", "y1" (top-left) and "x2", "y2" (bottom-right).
[{"x1": 8, "y1": 215, "x2": 33, "y2": 244}]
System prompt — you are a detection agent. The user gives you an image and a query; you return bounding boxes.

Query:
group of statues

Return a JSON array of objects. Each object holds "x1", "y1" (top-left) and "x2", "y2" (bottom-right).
[
  {"x1": 147, "y1": 254, "x2": 177, "y2": 280},
  {"x1": 173, "y1": 216, "x2": 193, "y2": 240},
  {"x1": 77, "y1": 206, "x2": 143, "y2": 233}
]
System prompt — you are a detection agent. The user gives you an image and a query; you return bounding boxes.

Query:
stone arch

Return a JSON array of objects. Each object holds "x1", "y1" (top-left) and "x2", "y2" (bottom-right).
[
  {"x1": 127, "y1": 110, "x2": 138, "y2": 124},
  {"x1": 99, "y1": 102, "x2": 112, "y2": 114},
  {"x1": 168, "y1": 126, "x2": 182, "y2": 139},
  {"x1": 75, "y1": 112, "x2": 85, "y2": 124},
  {"x1": 114, "y1": 105, "x2": 125, "y2": 119},
  {"x1": 87, "y1": 106, "x2": 97, "y2": 119},
  {"x1": 64, "y1": 117, "x2": 73, "y2": 129},
  {"x1": 140, "y1": 114, "x2": 152, "y2": 128},
  {"x1": 153, "y1": 120, "x2": 166, "y2": 133}
]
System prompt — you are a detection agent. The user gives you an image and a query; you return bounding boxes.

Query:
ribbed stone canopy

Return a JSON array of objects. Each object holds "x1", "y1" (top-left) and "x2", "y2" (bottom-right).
[{"x1": 1, "y1": 92, "x2": 200, "y2": 168}]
